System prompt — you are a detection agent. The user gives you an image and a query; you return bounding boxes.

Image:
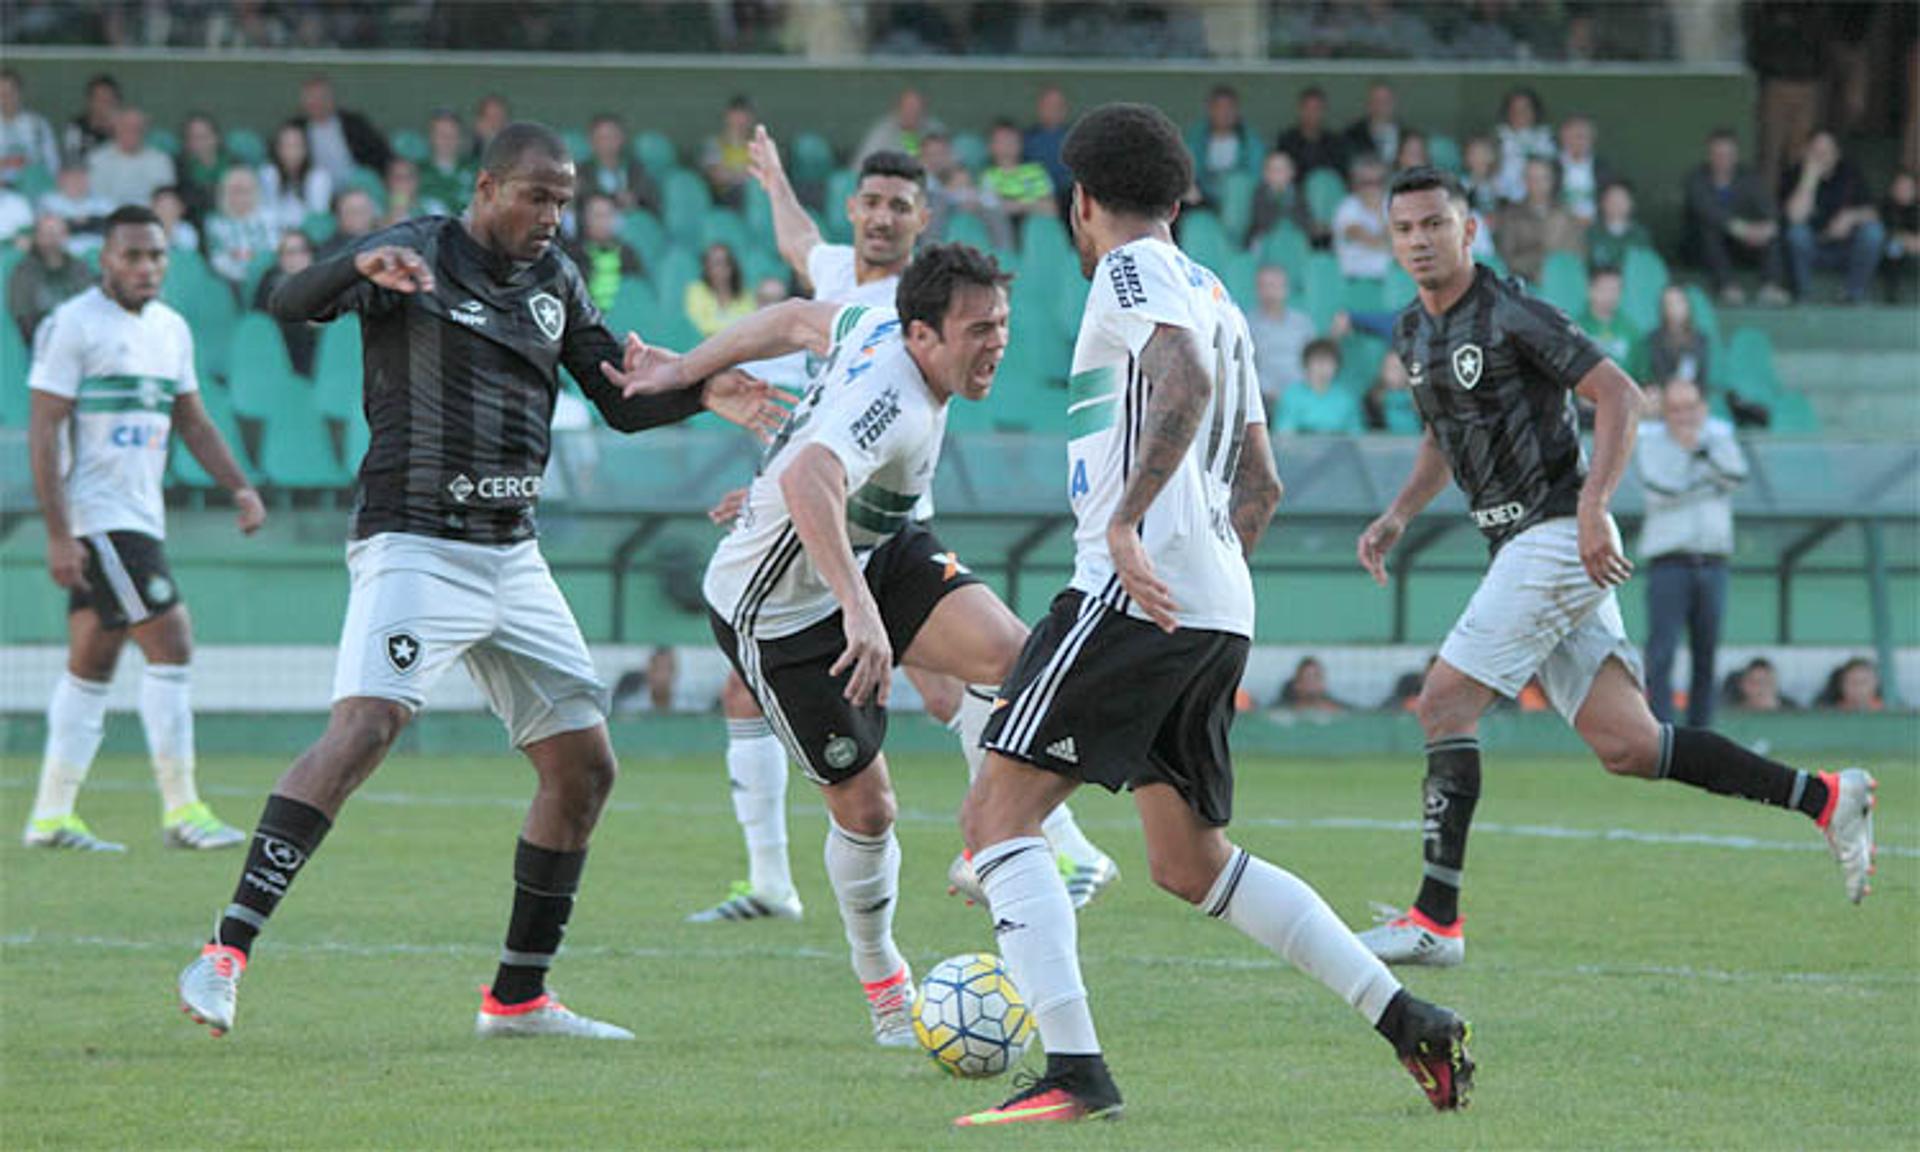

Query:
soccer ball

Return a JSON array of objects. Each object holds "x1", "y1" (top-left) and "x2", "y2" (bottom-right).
[{"x1": 912, "y1": 952, "x2": 1035, "y2": 1078}]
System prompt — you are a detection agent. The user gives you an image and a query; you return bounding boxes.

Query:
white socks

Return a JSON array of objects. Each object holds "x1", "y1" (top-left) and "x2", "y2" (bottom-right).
[
  {"x1": 1202, "y1": 847, "x2": 1403, "y2": 1026},
  {"x1": 33, "y1": 673, "x2": 110, "y2": 822},
  {"x1": 1041, "y1": 803, "x2": 1104, "y2": 868},
  {"x1": 725, "y1": 718, "x2": 794, "y2": 899},
  {"x1": 974, "y1": 836, "x2": 1100, "y2": 1054},
  {"x1": 948, "y1": 685, "x2": 995, "y2": 782},
  {"x1": 824, "y1": 818, "x2": 905, "y2": 985},
  {"x1": 140, "y1": 664, "x2": 200, "y2": 815}
]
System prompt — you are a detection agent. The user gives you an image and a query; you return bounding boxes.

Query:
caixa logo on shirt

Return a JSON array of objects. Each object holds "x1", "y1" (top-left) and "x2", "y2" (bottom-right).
[
  {"x1": 446, "y1": 473, "x2": 544, "y2": 505},
  {"x1": 109, "y1": 425, "x2": 169, "y2": 450}
]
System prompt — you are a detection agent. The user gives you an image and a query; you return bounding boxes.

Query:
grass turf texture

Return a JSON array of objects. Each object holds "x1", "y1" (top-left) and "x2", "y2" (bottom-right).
[{"x1": 3, "y1": 747, "x2": 1914, "y2": 1150}]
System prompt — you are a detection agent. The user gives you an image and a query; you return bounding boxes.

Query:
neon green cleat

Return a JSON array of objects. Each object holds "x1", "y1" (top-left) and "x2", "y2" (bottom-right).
[
  {"x1": 23, "y1": 814, "x2": 126, "y2": 852},
  {"x1": 163, "y1": 802, "x2": 247, "y2": 850}
]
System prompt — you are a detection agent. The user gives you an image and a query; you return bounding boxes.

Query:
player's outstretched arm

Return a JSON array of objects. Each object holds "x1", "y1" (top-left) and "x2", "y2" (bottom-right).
[
  {"x1": 780, "y1": 444, "x2": 892, "y2": 707},
  {"x1": 1358, "y1": 428, "x2": 1452, "y2": 587},
  {"x1": 1110, "y1": 322, "x2": 1214, "y2": 630},
  {"x1": 748, "y1": 125, "x2": 824, "y2": 292},
  {"x1": 171, "y1": 391, "x2": 265, "y2": 535},
  {"x1": 27, "y1": 391, "x2": 87, "y2": 592},
  {"x1": 1573, "y1": 359, "x2": 1644, "y2": 588},
  {"x1": 612, "y1": 299, "x2": 838, "y2": 399},
  {"x1": 267, "y1": 244, "x2": 432, "y2": 321},
  {"x1": 1228, "y1": 423, "x2": 1283, "y2": 558}
]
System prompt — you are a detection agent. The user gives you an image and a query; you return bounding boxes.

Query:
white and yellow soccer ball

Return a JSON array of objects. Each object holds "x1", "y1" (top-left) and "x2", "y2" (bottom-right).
[{"x1": 912, "y1": 952, "x2": 1034, "y2": 1078}]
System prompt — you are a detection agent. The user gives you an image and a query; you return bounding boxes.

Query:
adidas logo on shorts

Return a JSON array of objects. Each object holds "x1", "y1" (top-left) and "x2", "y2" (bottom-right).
[{"x1": 1045, "y1": 736, "x2": 1080, "y2": 764}]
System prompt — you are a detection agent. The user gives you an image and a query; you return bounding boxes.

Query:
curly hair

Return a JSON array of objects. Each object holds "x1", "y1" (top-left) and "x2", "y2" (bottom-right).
[{"x1": 1061, "y1": 102, "x2": 1192, "y2": 219}]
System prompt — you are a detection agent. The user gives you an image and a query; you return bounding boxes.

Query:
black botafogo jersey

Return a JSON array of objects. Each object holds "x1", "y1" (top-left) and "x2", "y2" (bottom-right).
[
  {"x1": 271, "y1": 216, "x2": 704, "y2": 544},
  {"x1": 1392, "y1": 264, "x2": 1607, "y2": 551}
]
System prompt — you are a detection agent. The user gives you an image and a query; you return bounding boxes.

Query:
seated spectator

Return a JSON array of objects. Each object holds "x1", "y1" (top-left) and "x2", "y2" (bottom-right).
[
  {"x1": 1342, "y1": 82, "x2": 1403, "y2": 167},
  {"x1": 1492, "y1": 87, "x2": 1554, "y2": 203},
  {"x1": 204, "y1": 166, "x2": 277, "y2": 294},
  {"x1": 150, "y1": 185, "x2": 199, "y2": 251},
  {"x1": 1578, "y1": 266, "x2": 1646, "y2": 379},
  {"x1": 1022, "y1": 85, "x2": 1071, "y2": 212},
  {"x1": 38, "y1": 161, "x2": 112, "y2": 254},
  {"x1": 1273, "y1": 86, "x2": 1347, "y2": 180},
  {"x1": 1244, "y1": 149, "x2": 1316, "y2": 249},
  {"x1": 252, "y1": 229, "x2": 318, "y2": 376},
  {"x1": 1278, "y1": 656, "x2": 1346, "y2": 713},
  {"x1": 611, "y1": 647, "x2": 685, "y2": 715},
  {"x1": 1393, "y1": 130, "x2": 1430, "y2": 173},
  {"x1": 417, "y1": 110, "x2": 474, "y2": 217},
  {"x1": 1723, "y1": 657, "x2": 1798, "y2": 712},
  {"x1": 1383, "y1": 655, "x2": 1437, "y2": 712},
  {"x1": 1877, "y1": 168, "x2": 1918, "y2": 301},
  {"x1": 1185, "y1": 84, "x2": 1262, "y2": 205},
  {"x1": 1815, "y1": 657, "x2": 1882, "y2": 712},
  {"x1": 1495, "y1": 156, "x2": 1584, "y2": 283},
  {"x1": 379, "y1": 157, "x2": 421, "y2": 227},
  {"x1": 296, "y1": 74, "x2": 390, "y2": 187},
  {"x1": 684, "y1": 241, "x2": 753, "y2": 338},
  {"x1": 86, "y1": 107, "x2": 175, "y2": 207},
  {"x1": 174, "y1": 112, "x2": 227, "y2": 225},
  {"x1": 315, "y1": 187, "x2": 376, "y2": 260},
  {"x1": 62, "y1": 73, "x2": 120, "y2": 164},
  {"x1": 1555, "y1": 115, "x2": 1611, "y2": 224},
  {"x1": 701, "y1": 95, "x2": 756, "y2": 208},
  {"x1": 259, "y1": 120, "x2": 332, "y2": 235},
  {"x1": 1275, "y1": 338, "x2": 1362, "y2": 434},
  {"x1": 470, "y1": 93, "x2": 510, "y2": 159},
  {"x1": 7, "y1": 214, "x2": 90, "y2": 343},
  {"x1": 1647, "y1": 284, "x2": 1710, "y2": 390},
  {"x1": 1780, "y1": 131, "x2": 1884, "y2": 304},
  {"x1": 1683, "y1": 128, "x2": 1788, "y2": 305},
  {"x1": 918, "y1": 130, "x2": 991, "y2": 246},
  {"x1": 1332, "y1": 157, "x2": 1391, "y2": 280},
  {"x1": 980, "y1": 118, "x2": 1055, "y2": 241},
  {"x1": 856, "y1": 86, "x2": 943, "y2": 163},
  {"x1": 0, "y1": 185, "x2": 27, "y2": 244},
  {"x1": 1586, "y1": 180, "x2": 1652, "y2": 272},
  {"x1": 0, "y1": 69, "x2": 61, "y2": 188},
  {"x1": 1363, "y1": 352, "x2": 1421, "y2": 434},
  {"x1": 1249, "y1": 265, "x2": 1314, "y2": 407},
  {"x1": 579, "y1": 113, "x2": 659, "y2": 216},
  {"x1": 564, "y1": 192, "x2": 644, "y2": 312},
  {"x1": 1460, "y1": 133, "x2": 1502, "y2": 217}
]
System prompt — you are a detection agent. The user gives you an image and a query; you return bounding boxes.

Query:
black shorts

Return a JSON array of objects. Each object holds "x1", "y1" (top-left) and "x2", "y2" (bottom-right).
[
  {"x1": 710, "y1": 524, "x2": 983, "y2": 784},
  {"x1": 981, "y1": 589, "x2": 1248, "y2": 826},
  {"x1": 67, "y1": 531, "x2": 181, "y2": 630}
]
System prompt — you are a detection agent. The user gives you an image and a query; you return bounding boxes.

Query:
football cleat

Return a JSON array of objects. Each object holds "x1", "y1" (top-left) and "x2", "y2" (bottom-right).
[
  {"x1": 475, "y1": 989, "x2": 633, "y2": 1039},
  {"x1": 1061, "y1": 852, "x2": 1120, "y2": 911},
  {"x1": 1393, "y1": 996, "x2": 1474, "y2": 1111},
  {"x1": 947, "y1": 851, "x2": 987, "y2": 907},
  {"x1": 1357, "y1": 904, "x2": 1465, "y2": 967},
  {"x1": 23, "y1": 814, "x2": 125, "y2": 852},
  {"x1": 953, "y1": 1062, "x2": 1125, "y2": 1127},
  {"x1": 1816, "y1": 768, "x2": 1878, "y2": 904},
  {"x1": 684, "y1": 880, "x2": 803, "y2": 923},
  {"x1": 864, "y1": 965, "x2": 917, "y2": 1048},
  {"x1": 162, "y1": 802, "x2": 247, "y2": 850},
  {"x1": 178, "y1": 943, "x2": 245, "y2": 1036}
]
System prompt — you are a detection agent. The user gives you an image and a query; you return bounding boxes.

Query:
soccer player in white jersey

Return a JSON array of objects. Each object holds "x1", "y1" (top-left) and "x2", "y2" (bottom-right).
[
  {"x1": 681, "y1": 129, "x2": 1113, "y2": 924},
  {"x1": 952, "y1": 105, "x2": 1473, "y2": 1127},
  {"x1": 25, "y1": 205, "x2": 264, "y2": 852},
  {"x1": 624, "y1": 244, "x2": 1030, "y2": 1044}
]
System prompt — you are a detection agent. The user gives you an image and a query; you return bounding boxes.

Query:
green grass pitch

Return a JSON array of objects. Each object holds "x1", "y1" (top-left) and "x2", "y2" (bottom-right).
[{"x1": 3, "y1": 745, "x2": 1914, "y2": 1149}]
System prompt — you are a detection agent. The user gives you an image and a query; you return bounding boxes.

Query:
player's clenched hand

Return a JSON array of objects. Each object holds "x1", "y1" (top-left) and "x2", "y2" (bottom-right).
[
  {"x1": 1357, "y1": 512, "x2": 1405, "y2": 587},
  {"x1": 1107, "y1": 523, "x2": 1178, "y2": 632},
  {"x1": 746, "y1": 125, "x2": 785, "y2": 191},
  {"x1": 708, "y1": 487, "x2": 748, "y2": 526},
  {"x1": 233, "y1": 487, "x2": 267, "y2": 535},
  {"x1": 703, "y1": 369, "x2": 800, "y2": 443},
  {"x1": 830, "y1": 600, "x2": 892, "y2": 707},
  {"x1": 353, "y1": 246, "x2": 435, "y2": 293},
  {"x1": 1578, "y1": 505, "x2": 1633, "y2": 588},
  {"x1": 46, "y1": 535, "x2": 89, "y2": 592}
]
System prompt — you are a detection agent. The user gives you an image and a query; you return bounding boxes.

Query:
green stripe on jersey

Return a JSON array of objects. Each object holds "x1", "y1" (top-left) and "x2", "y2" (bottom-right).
[
  {"x1": 1067, "y1": 366, "x2": 1120, "y2": 439},
  {"x1": 847, "y1": 501, "x2": 909, "y2": 535},
  {"x1": 833, "y1": 306, "x2": 870, "y2": 345},
  {"x1": 850, "y1": 482, "x2": 918, "y2": 514},
  {"x1": 75, "y1": 375, "x2": 180, "y2": 413}
]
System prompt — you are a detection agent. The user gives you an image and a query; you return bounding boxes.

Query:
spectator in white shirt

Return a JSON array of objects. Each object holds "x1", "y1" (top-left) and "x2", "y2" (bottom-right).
[
  {"x1": 85, "y1": 106, "x2": 175, "y2": 208},
  {"x1": 1332, "y1": 156, "x2": 1392, "y2": 280},
  {"x1": 0, "y1": 69, "x2": 60, "y2": 187},
  {"x1": 37, "y1": 161, "x2": 113, "y2": 255},
  {"x1": 204, "y1": 165, "x2": 278, "y2": 293}
]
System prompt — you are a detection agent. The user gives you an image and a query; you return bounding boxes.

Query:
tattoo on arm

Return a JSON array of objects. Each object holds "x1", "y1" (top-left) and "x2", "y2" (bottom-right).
[
  {"x1": 1111, "y1": 325, "x2": 1212, "y2": 530},
  {"x1": 1228, "y1": 427, "x2": 1282, "y2": 557}
]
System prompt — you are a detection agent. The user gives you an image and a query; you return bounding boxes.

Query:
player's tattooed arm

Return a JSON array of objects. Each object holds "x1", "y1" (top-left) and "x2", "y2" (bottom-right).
[
  {"x1": 1228, "y1": 423, "x2": 1283, "y2": 558},
  {"x1": 1108, "y1": 323, "x2": 1213, "y2": 629}
]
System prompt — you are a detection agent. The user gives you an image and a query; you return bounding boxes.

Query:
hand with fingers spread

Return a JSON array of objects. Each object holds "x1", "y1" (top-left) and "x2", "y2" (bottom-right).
[
  {"x1": 1578, "y1": 503, "x2": 1633, "y2": 588},
  {"x1": 1357, "y1": 512, "x2": 1406, "y2": 587},
  {"x1": 830, "y1": 597, "x2": 892, "y2": 707},
  {"x1": 702, "y1": 369, "x2": 798, "y2": 442},
  {"x1": 708, "y1": 487, "x2": 748, "y2": 526},
  {"x1": 605, "y1": 332, "x2": 685, "y2": 398},
  {"x1": 46, "y1": 535, "x2": 89, "y2": 592},
  {"x1": 1107, "y1": 523, "x2": 1178, "y2": 632},
  {"x1": 353, "y1": 245, "x2": 435, "y2": 294}
]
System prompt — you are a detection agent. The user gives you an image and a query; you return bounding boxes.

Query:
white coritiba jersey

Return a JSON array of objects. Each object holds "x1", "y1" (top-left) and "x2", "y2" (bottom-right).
[
  {"x1": 705, "y1": 305, "x2": 949, "y2": 639},
  {"x1": 28, "y1": 287, "x2": 199, "y2": 539},
  {"x1": 1066, "y1": 238, "x2": 1265, "y2": 637},
  {"x1": 806, "y1": 244, "x2": 900, "y2": 309}
]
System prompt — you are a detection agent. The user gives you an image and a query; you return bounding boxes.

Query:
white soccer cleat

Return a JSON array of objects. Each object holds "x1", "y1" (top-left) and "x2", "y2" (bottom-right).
[
  {"x1": 475, "y1": 990, "x2": 634, "y2": 1039},
  {"x1": 684, "y1": 881, "x2": 803, "y2": 924},
  {"x1": 1357, "y1": 904, "x2": 1466, "y2": 967},
  {"x1": 1816, "y1": 768, "x2": 1878, "y2": 904},
  {"x1": 864, "y1": 967, "x2": 917, "y2": 1048},
  {"x1": 947, "y1": 851, "x2": 987, "y2": 907},
  {"x1": 23, "y1": 814, "x2": 126, "y2": 852},
  {"x1": 162, "y1": 802, "x2": 247, "y2": 850},
  {"x1": 1061, "y1": 852, "x2": 1120, "y2": 911},
  {"x1": 179, "y1": 944, "x2": 245, "y2": 1036}
]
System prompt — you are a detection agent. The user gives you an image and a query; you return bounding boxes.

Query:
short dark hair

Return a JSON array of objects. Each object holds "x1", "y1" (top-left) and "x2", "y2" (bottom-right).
[
  {"x1": 1303, "y1": 337, "x2": 1341, "y2": 369},
  {"x1": 1707, "y1": 127, "x2": 1738, "y2": 145},
  {"x1": 1299, "y1": 86, "x2": 1326, "y2": 104},
  {"x1": 1588, "y1": 265, "x2": 1622, "y2": 284},
  {"x1": 86, "y1": 73, "x2": 120, "y2": 97},
  {"x1": 858, "y1": 149, "x2": 927, "y2": 190},
  {"x1": 895, "y1": 243, "x2": 1011, "y2": 336},
  {"x1": 1386, "y1": 165, "x2": 1469, "y2": 211},
  {"x1": 1061, "y1": 102, "x2": 1192, "y2": 219},
  {"x1": 589, "y1": 113, "x2": 623, "y2": 132},
  {"x1": 1208, "y1": 84, "x2": 1238, "y2": 102},
  {"x1": 481, "y1": 121, "x2": 571, "y2": 179},
  {"x1": 103, "y1": 204, "x2": 162, "y2": 238}
]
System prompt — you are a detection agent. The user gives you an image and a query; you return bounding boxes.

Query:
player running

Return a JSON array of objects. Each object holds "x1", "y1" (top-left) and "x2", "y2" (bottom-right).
[
  {"x1": 953, "y1": 105, "x2": 1472, "y2": 1127},
  {"x1": 175, "y1": 123, "x2": 785, "y2": 1039},
  {"x1": 684, "y1": 130, "x2": 1113, "y2": 925},
  {"x1": 26, "y1": 204, "x2": 264, "y2": 853},
  {"x1": 624, "y1": 243, "x2": 1031, "y2": 1046},
  {"x1": 1353, "y1": 166, "x2": 1877, "y2": 968}
]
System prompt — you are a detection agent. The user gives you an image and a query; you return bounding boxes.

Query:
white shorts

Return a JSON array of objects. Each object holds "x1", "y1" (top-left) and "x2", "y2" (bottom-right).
[
  {"x1": 333, "y1": 533, "x2": 609, "y2": 747},
  {"x1": 1438, "y1": 517, "x2": 1645, "y2": 723}
]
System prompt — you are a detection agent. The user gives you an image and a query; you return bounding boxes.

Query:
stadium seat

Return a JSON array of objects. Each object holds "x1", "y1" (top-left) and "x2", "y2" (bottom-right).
[
  {"x1": 1768, "y1": 390, "x2": 1820, "y2": 435},
  {"x1": 1221, "y1": 249, "x2": 1259, "y2": 307},
  {"x1": 1301, "y1": 252, "x2": 1345, "y2": 333},
  {"x1": 226, "y1": 313, "x2": 300, "y2": 421},
  {"x1": 391, "y1": 129, "x2": 429, "y2": 164},
  {"x1": 822, "y1": 169, "x2": 858, "y2": 243},
  {"x1": 344, "y1": 166, "x2": 387, "y2": 212},
  {"x1": 740, "y1": 246, "x2": 787, "y2": 292},
  {"x1": 312, "y1": 317, "x2": 363, "y2": 422},
  {"x1": 241, "y1": 249, "x2": 280, "y2": 310},
  {"x1": 1305, "y1": 168, "x2": 1347, "y2": 228},
  {"x1": 620, "y1": 208, "x2": 665, "y2": 262},
  {"x1": 1382, "y1": 260, "x2": 1418, "y2": 311},
  {"x1": 787, "y1": 132, "x2": 837, "y2": 188},
  {"x1": 633, "y1": 130, "x2": 680, "y2": 177},
  {"x1": 561, "y1": 128, "x2": 591, "y2": 164},
  {"x1": 943, "y1": 212, "x2": 993, "y2": 252},
  {"x1": 11, "y1": 163, "x2": 52, "y2": 200},
  {"x1": 161, "y1": 250, "x2": 238, "y2": 381},
  {"x1": 226, "y1": 128, "x2": 266, "y2": 165},
  {"x1": 949, "y1": 132, "x2": 987, "y2": 173},
  {"x1": 1341, "y1": 275, "x2": 1386, "y2": 315},
  {"x1": 662, "y1": 170, "x2": 713, "y2": 240},
  {"x1": 1539, "y1": 250, "x2": 1588, "y2": 315},
  {"x1": 258, "y1": 384, "x2": 349, "y2": 488},
  {"x1": 1427, "y1": 134, "x2": 1462, "y2": 174},
  {"x1": 0, "y1": 316, "x2": 29, "y2": 427},
  {"x1": 146, "y1": 127, "x2": 179, "y2": 156},
  {"x1": 1019, "y1": 215, "x2": 1073, "y2": 271},
  {"x1": 741, "y1": 181, "x2": 775, "y2": 247},
  {"x1": 1256, "y1": 224, "x2": 1311, "y2": 283},
  {"x1": 301, "y1": 210, "x2": 336, "y2": 244},
  {"x1": 699, "y1": 208, "x2": 751, "y2": 255},
  {"x1": 606, "y1": 276, "x2": 662, "y2": 336},
  {"x1": 1724, "y1": 327, "x2": 1783, "y2": 399},
  {"x1": 651, "y1": 247, "x2": 702, "y2": 310},
  {"x1": 169, "y1": 381, "x2": 254, "y2": 489},
  {"x1": 1338, "y1": 333, "x2": 1389, "y2": 394},
  {"x1": 1683, "y1": 283, "x2": 1721, "y2": 344},
  {"x1": 1217, "y1": 170, "x2": 1257, "y2": 240},
  {"x1": 1179, "y1": 210, "x2": 1231, "y2": 272},
  {"x1": 1619, "y1": 245, "x2": 1669, "y2": 333}
]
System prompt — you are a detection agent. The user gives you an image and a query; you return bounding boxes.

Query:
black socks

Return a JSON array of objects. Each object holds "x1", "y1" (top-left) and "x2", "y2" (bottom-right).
[
  {"x1": 216, "y1": 794, "x2": 333, "y2": 956},
  {"x1": 1660, "y1": 725, "x2": 1829, "y2": 818},
  {"x1": 491, "y1": 839, "x2": 588, "y2": 1005},
  {"x1": 1413, "y1": 738, "x2": 1480, "y2": 927}
]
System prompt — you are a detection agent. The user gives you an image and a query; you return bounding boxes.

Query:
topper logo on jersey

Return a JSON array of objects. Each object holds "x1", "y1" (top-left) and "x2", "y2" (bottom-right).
[
  {"x1": 1451, "y1": 344, "x2": 1484, "y2": 390},
  {"x1": 528, "y1": 292, "x2": 564, "y2": 341},
  {"x1": 451, "y1": 300, "x2": 488, "y2": 328}
]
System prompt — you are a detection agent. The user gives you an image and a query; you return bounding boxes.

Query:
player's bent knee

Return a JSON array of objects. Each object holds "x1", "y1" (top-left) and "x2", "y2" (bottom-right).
[
  {"x1": 1146, "y1": 855, "x2": 1215, "y2": 905},
  {"x1": 330, "y1": 698, "x2": 412, "y2": 762}
]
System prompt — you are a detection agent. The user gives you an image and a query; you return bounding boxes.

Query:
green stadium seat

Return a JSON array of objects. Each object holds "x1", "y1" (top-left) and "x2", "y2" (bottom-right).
[
  {"x1": 301, "y1": 211, "x2": 337, "y2": 244},
  {"x1": 258, "y1": 384, "x2": 349, "y2": 488},
  {"x1": 1768, "y1": 390, "x2": 1820, "y2": 435},
  {"x1": 312, "y1": 317, "x2": 363, "y2": 422},
  {"x1": 699, "y1": 208, "x2": 750, "y2": 255},
  {"x1": 147, "y1": 127, "x2": 179, "y2": 156},
  {"x1": 241, "y1": 249, "x2": 280, "y2": 311},
  {"x1": 1049, "y1": 278, "x2": 1089, "y2": 353},
  {"x1": 620, "y1": 208, "x2": 665, "y2": 262},
  {"x1": 1382, "y1": 260, "x2": 1418, "y2": 311},
  {"x1": 11, "y1": 163, "x2": 53, "y2": 201},
  {"x1": 1019, "y1": 215, "x2": 1073, "y2": 270},
  {"x1": 1539, "y1": 250, "x2": 1588, "y2": 315},
  {"x1": 822, "y1": 169, "x2": 858, "y2": 243},
  {"x1": 1301, "y1": 252, "x2": 1345, "y2": 333},
  {"x1": 161, "y1": 251, "x2": 237, "y2": 381},
  {"x1": 740, "y1": 246, "x2": 788, "y2": 291},
  {"x1": 1427, "y1": 134, "x2": 1462, "y2": 174},
  {"x1": 391, "y1": 129, "x2": 429, "y2": 164},
  {"x1": 226, "y1": 128, "x2": 265, "y2": 165},
  {"x1": 1, "y1": 315, "x2": 29, "y2": 427},
  {"x1": 1341, "y1": 275, "x2": 1386, "y2": 314},
  {"x1": 1682, "y1": 283, "x2": 1721, "y2": 344},
  {"x1": 1255, "y1": 224, "x2": 1310, "y2": 282},
  {"x1": 943, "y1": 212, "x2": 993, "y2": 252},
  {"x1": 741, "y1": 181, "x2": 775, "y2": 247},
  {"x1": 1217, "y1": 170, "x2": 1257, "y2": 240},
  {"x1": 561, "y1": 128, "x2": 591, "y2": 164},
  {"x1": 1724, "y1": 327, "x2": 1783, "y2": 399},
  {"x1": 606, "y1": 276, "x2": 662, "y2": 336},
  {"x1": 788, "y1": 132, "x2": 837, "y2": 187},
  {"x1": 662, "y1": 170, "x2": 713, "y2": 240},
  {"x1": 226, "y1": 313, "x2": 300, "y2": 421},
  {"x1": 1179, "y1": 210, "x2": 1231, "y2": 272},
  {"x1": 1620, "y1": 245, "x2": 1669, "y2": 333},
  {"x1": 633, "y1": 131, "x2": 680, "y2": 177},
  {"x1": 169, "y1": 381, "x2": 254, "y2": 489},
  {"x1": 1221, "y1": 249, "x2": 1259, "y2": 307},
  {"x1": 1338, "y1": 333, "x2": 1389, "y2": 394},
  {"x1": 651, "y1": 247, "x2": 702, "y2": 310},
  {"x1": 1305, "y1": 168, "x2": 1347, "y2": 228},
  {"x1": 949, "y1": 132, "x2": 987, "y2": 173}
]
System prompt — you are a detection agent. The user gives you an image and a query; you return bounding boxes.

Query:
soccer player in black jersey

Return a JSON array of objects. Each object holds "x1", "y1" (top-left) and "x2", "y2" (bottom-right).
[
  {"x1": 176, "y1": 123, "x2": 787, "y2": 1038},
  {"x1": 1353, "y1": 167, "x2": 1877, "y2": 968}
]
